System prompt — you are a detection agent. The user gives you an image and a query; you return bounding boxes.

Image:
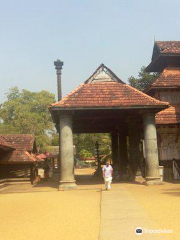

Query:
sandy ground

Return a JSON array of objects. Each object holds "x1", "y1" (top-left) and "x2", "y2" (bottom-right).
[
  {"x1": 0, "y1": 191, "x2": 100, "y2": 240},
  {"x1": 124, "y1": 182, "x2": 180, "y2": 240},
  {"x1": 0, "y1": 168, "x2": 101, "y2": 240},
  {"x1": 1, "y1": 169, "x2": 180, "y2": 240}
]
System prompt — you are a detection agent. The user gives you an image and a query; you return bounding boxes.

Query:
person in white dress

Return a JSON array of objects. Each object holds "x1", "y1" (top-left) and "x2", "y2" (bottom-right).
[{"x1": 102, "y1": 160, "x2": 113, "y2": 190}]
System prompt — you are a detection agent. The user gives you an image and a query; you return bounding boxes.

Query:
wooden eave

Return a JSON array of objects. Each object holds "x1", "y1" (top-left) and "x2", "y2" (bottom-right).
[{"x1": 146, "y1": 54, "x2": 180, "y2": 72}]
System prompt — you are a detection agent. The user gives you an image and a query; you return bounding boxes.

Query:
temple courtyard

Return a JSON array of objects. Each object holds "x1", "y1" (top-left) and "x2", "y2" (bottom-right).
[{"x1": 0, "y1": 168, "x2": 180, "y2": 240}]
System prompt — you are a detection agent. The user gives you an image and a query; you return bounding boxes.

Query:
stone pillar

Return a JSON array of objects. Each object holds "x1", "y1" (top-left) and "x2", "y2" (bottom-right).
[
  {"x1": 111, "y1": 132, "x2": 119, "y2": 165},
  {"x1": 143, "y1": 113, "x2": 161, "y2": 185},
  {"x1": 54, "y1": 59, "x2": 63, "y2": 101},
  {"x1": 59, "y1": 115, "x2": 77, "y2": 190},
  {"x1": 128, "y1": 120, "x2": 141, "y2": 180},
  {"x1": 118, "y1": 133, "x2": 128, "y2": 179}
]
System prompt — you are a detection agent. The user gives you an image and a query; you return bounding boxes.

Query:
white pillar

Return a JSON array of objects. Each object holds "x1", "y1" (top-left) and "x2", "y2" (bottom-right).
[
  {"x1": 143, "y1": 113, "x2": 161, "y2": 185},
  {"x1": 59, "y1": 115, "x2": 77, "y2": 190}
]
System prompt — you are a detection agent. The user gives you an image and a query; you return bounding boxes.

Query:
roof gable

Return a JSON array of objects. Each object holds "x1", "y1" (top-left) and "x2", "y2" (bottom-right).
[
  {"x1": 85, "y1": 64, "x2": 124, "y2": 84},
  {"x1": 50, "y1": 64, "x2": 168, "y2": 109}
]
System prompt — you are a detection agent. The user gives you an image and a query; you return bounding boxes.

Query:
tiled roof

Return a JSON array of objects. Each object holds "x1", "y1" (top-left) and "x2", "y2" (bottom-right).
[
  {"x1": 1, "y1": 134, "x2": 36, "y2": 151},
  {"x1": 156, "y1": 105, "x2": 180, "y2": 124},
  {"x1": 145, "y1": 69, "x2": 180, "y2": 92},
  {"x1": 0, "y1": 134, "x2": 37, "y2": 164},
  {"x1": 50, "y1": 65, "x2": 168, "y2": 109},
  {"x1": 0, "y1": 136, "x2": 14, "y2": 150},
  {"x1": 156, "y1": 41, "x2": 180, "y2": 54},
  {"x1": 0, "y1": 150, "x2": 36, "y2": 164}
]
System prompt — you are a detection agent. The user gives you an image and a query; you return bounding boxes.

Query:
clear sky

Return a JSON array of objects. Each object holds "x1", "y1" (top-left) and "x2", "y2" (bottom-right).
[{"x1": 1, "y1": 0, "x2": 180, "y2": 102}]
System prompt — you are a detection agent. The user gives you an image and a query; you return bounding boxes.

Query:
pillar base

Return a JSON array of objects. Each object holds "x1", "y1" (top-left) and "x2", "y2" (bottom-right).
[
  {"x1": 59, "y1": 181, "x2": 77, "y2": 191},
  {"x1": 145, "y1": 177, "x2": 163, "y2": 186}
]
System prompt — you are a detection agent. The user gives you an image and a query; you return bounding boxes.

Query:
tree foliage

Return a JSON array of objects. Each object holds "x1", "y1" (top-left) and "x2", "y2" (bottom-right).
[
  {"x1": 0, "y1": 87, "x2": 56, "y2": 149},
  {"x1": 79, "y1": 149, "x2": 93, "y2": 158},
  {"x1": 74, "y1": 133, "x2": 111, "y2": 158},
  {"x1": 128, "y1": 66, "x2": 159, "y2": 92}
]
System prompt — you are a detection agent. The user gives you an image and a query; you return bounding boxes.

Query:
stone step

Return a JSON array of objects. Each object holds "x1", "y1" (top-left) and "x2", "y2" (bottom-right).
[
  {"x1": 6, "y1": 178, "x2": 30, "y2": 185},
  {"x1": 0, "y1": 179, "x2": 6, "y2": 190}
]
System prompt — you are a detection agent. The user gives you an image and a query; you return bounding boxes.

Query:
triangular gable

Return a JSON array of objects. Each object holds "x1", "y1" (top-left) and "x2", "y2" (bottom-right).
[
  {"x1": 50, "y1": 64, "x2": 168, "y2": 109},
  {"x1": 85, "y1": 64, "x2": 124, "y2": 84}
]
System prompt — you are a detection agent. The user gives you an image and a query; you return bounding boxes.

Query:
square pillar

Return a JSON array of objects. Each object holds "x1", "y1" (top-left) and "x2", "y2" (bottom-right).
[
  {"x1": 143, "y1": 113, "x2": 161, "y2": 185},
  {"x1": 59, "y1": 114, "x2": 77, "y2": 190}
]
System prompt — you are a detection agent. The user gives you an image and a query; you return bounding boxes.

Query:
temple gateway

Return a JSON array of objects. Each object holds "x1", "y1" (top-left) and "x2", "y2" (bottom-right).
[{"x1": 50, "y1": 66, "x2": 166, "y2": 189}]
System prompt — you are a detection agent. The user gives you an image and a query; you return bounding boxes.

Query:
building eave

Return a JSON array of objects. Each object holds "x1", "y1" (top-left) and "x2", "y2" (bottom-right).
[
  {"x1": 146, "y1": 54, "x2": 180, "y2": 72},
  {"x1": 50, "y1": 105, "x2": 168, "y2": 111}
]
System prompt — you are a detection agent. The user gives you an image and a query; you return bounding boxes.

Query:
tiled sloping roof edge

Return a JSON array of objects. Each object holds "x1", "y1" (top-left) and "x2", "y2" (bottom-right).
[
  {"x1": 126, "y1": 84, "x2": 168, "y2": 106},
  {"x1": 145, "y1": 69, "x2": 180, "y2": 93},
  {"x1": 156, "y1": 41, "x2": 180, "y2": 52},
  {"x1": 144, "y1": 75, "x2": 159, "y2": 93},
  {"x1": 50, "y1": 83, "x2": 85, "y2": 107},
  {"x1": 0, "y1": 136, "x2": 15, "y2": 150},
  {"x1": 0, "y1": 134, "x2": 35, "y2": 151},
  {"x1": 155, "y1": 104, "x2": 180, "y2": 125}
]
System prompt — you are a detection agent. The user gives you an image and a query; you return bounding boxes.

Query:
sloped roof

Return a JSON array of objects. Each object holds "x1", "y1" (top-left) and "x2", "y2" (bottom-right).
[
  {"x1": 152, "y1": 41, "x2": 180, "y2": 62},
  {"x1": 155, "y1": 41, "x2": 180, "y2": 54},
  {"x1": 0, "y1": 134, "x2": 37, "y2": 164},
  {"x1": 156, "y1": 105, "x2": 180, "y2": 124},
  {"x1": 50, "y1": 64, "x2": 168, "y2": 109},
  {"x1": 0, "y1": 136, "x2": 14, "y2": 150},
  {"x1": 146, "y1": 41, "x2": 180, "y2": 72},
  {"x1": 1, "y1": 134, "x2": 36, "y2": 152},
  {"x1": 0, "y1": 150, "x2": 36, "y2": 164},
  {"x1": 145, "y1": 69, "x2": 180, "y2": 93}
]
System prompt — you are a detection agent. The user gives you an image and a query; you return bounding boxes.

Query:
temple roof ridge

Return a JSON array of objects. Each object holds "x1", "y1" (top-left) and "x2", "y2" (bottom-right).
[{"x1": 50, "y1": 65, "x2": 168, "y2": 109}]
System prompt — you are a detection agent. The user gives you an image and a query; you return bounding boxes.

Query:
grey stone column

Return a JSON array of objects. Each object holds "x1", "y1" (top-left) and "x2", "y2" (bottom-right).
[
  {"x1": 143, "y1": 113, "x2": 161, "y2": 185},
  {"x1": 111, "y1": 132, "x2": 119, "y2": 165},
  {"x1": 128, "y1": 120, "x2": 141, "y2": 180},
  {"x1": 118, "y1": 133, "x2": 128, "y2": 179},
  {"x1": 54, "y1": 59, "x2": 63, "y2": 101},
  {"x1": 59, "y1": 115, "x2": 77, "y2": 190}
]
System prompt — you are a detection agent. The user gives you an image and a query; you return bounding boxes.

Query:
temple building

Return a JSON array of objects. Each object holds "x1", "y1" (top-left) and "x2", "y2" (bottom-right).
[
  {"x1": 146, "y1": 41, "x2": 180, "y2": 179},
  {"x1": 50, "y1": 64, "x2": 168, "y2": 190},
  {"x1": 0, "y1": 134, "x2": 37, "y2": 180}
]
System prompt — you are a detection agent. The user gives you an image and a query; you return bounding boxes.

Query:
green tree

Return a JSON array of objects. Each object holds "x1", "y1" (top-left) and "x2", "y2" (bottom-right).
[
  {"x1": 73, "y1": 133, "x2": 111, "y2": 158},
  {"x1": 79, "y1": 149, "x2": 93, "y2": 158},
  {"x1": 128, "y1": 66, "x2": 159, "y2": 91},
  {"x1": 51, "y1": 133, "x2": 59, "y2": 146},
  {"x1": 0, "y1": 87, "x2": 56, "y2": 149}
]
